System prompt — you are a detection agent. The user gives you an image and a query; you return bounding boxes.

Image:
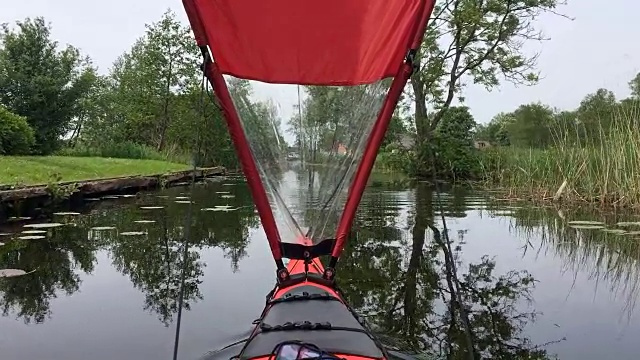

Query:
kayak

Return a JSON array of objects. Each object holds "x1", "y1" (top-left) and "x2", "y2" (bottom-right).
[
  {"x1": 180, "y1": 1, "x2": 436, "y2": 358},
  {"x1": 236, "y1": 242, "x2": 387, "y2": 360}
]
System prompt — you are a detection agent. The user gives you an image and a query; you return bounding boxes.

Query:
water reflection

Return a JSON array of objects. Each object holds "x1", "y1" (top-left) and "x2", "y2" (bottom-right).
[
  {"x1": 0, "y1": 177, "x2": 639, "y2": 359},
  {"x1": 341, "y1": 184, "x2": 553, "y2": 359},
  {"x1": 0, "y1": 179, "x2": 257, "y2": 328}
]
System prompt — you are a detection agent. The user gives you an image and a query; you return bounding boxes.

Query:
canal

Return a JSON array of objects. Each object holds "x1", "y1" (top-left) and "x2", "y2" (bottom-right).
[{"x1": 1, "y1": 173, "x2": 639, "y2": 359}]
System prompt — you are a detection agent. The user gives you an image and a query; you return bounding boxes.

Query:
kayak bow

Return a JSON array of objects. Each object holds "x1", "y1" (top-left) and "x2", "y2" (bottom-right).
[{"x1": 237, "y1": 250, "x2": 387, "y2": 360}]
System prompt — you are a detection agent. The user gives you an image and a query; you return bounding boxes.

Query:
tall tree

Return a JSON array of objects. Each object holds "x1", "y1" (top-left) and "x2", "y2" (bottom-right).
[
  {"x1": 0, "y1": 17, "x2": 95, "y2": 154},
  {"x1": 87, "y1": 9, "x2": 200, "y2": 151},
  {"x1": 409, "y1": 0, "x2": 565, "y2": 146}
]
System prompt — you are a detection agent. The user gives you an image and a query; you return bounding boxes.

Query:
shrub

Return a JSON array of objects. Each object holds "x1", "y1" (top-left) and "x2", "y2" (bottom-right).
[
  {"x1": 57, "y1": 140, "x2": 191, "y2": 164},
  {"x1": 0, "y1": 105, "x2": 35, "y2": 155}
]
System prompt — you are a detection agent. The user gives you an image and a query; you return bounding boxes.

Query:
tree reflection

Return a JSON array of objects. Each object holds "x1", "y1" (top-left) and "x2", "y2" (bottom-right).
[
  {"x1": 106, "y1": 183, "x2": 258, "y2": 325},
  {"x1": 500, "y1": 204, "x2": 640, "y2": 317},
  {"x1": 0, "y1": 223, "x2": 97, "y2": 324},
  {"x1": 340, "y1": 182, "x2": 554, "y2": 359},
  {"x1": 0, "y1": 180, "x2": 259, "y2": 326}
]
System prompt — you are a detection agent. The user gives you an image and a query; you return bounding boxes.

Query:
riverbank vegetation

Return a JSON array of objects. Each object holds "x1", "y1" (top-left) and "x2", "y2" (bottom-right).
[
  {"x1": 478, "y1": 88, "x2": 640, "y2": 206},
  {"x1": 6, "y1": 2, "x2": 637, "y2": 206},
  {"x1": 0, "y1": 156, "x2": 190, "y2": 186},
  {"x1": 0, "y1": 12, "x2": 284, "y2": 174}
]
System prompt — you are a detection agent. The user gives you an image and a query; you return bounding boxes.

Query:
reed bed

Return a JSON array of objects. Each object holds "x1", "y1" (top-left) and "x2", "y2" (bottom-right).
[{"x1": 480, "y1": 104, "x2": 640, "y2": 207}]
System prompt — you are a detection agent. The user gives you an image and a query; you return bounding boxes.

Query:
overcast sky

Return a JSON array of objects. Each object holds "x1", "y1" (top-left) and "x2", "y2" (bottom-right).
[{"x1": 2, "y1": 0, "x2": 638, "y2": 129}]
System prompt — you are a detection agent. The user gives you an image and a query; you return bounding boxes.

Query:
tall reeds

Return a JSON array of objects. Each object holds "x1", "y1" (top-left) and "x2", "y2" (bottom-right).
[{"x1": 480, "y1": 102, "x2": 640, "y2": 206}]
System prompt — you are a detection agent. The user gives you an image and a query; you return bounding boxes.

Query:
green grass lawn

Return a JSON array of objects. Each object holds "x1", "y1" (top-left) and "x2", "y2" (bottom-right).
[{"x1": 0, "y1": 156, "x2": 191, "y2": 186}]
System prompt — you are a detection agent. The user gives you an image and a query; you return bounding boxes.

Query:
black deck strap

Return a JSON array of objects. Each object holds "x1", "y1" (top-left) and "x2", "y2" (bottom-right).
[
  {"x1": 280, "y1": 238, "x2": 335, "y2": 260},
  {"x1": 268, "y1": 291, "x2": 340, "y2": 305},
  {"x1": 259, "y1": 321, "x2": 371, "y2": 335}
]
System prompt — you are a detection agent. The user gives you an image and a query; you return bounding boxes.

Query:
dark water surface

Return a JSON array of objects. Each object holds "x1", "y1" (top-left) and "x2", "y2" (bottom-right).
[{"x1": 1, "y1": 174, "x2": 639, "y2": 359}]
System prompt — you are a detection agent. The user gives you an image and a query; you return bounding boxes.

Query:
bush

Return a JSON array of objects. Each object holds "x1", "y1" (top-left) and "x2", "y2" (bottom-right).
[
  {"x1": 375, "y1": 144, "x2": 416, "y2": 173},
  {"x1": 57, "y1": 141, "x2": 190, "y2": 163},
  {"x1": 0, "y1": 105, "x2": 35, "y2": 155}
]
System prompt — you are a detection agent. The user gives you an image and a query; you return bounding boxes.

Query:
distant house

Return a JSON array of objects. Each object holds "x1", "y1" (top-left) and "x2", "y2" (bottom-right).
[
  {"x1": 336, "y1": 143, "x2": 348, "y2": 156},
  {"x1": 474, "y1": 140, "x2": 491, "y2": 150}
]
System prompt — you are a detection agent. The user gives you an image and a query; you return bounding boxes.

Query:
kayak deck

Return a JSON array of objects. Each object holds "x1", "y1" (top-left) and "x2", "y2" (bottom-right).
[{"x1": 237, "y1": 258, "x2": 387, "y2": 360}]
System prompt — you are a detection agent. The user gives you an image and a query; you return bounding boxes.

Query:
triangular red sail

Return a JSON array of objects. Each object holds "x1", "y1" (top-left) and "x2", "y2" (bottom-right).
[
  {"x1": 182, "y1": 0, "x2": 435, "y2": 279},
  {"x1": 185, "y1": 0, "x2": 428, "y2": 85}
]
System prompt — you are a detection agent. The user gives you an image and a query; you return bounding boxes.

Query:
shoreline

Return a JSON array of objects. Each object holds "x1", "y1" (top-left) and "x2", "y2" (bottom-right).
[
  {"x1": 0, "y1": 166, "x2": 227, "y2": 203},
  {"x1": 0, "y1": 166, "x2": 228, "y2": 221}
]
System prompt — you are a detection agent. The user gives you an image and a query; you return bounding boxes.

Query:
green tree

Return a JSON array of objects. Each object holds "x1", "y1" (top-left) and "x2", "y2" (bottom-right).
[
  {"x1": 82, "y1": 9, "x2": 200, "y2": 153},
  {"x1": 575, "y1": 88, "x2": 617, "y2": 143},
  {"x1": 505, "y1": 103, "x2": 554, "y2": 148},
  {"x1": 0, "y1": 17, "x2": 95, "y2": 154},
  {"x1": 629, "y1": 72, "x2": 640, "y2": 98},
  {"x1": 0, "y1": 105, "x2": 35, "y2": 155},
  {"x1": 410, "y1": 0, "x2": 564, "y2": 147},
  {"x1": 427, "y1": 106, "x2": 479, "y2": 180},
  {"x1": 475, "y1": 113, "x2": 511, "y2": 146}
]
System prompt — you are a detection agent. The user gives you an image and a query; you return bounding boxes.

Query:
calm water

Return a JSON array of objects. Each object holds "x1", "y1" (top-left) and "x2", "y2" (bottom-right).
[{"x1": 1, "y1": 174, "x2": 640, "y2": 359}]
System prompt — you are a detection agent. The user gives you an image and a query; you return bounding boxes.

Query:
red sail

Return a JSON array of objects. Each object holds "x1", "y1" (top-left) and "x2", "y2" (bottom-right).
[
  {"x1": 185, "y1": 0, "x2": 430, "y2": 85},
  {"x1": 182, "y1": 0, "x2": 435, "y2": 276}
]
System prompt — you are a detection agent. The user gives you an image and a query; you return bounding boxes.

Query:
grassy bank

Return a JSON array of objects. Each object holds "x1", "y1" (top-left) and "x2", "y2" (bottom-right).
[
  {"x1": 0, "y1": 156, "x2": 191, "y2": 186},
  {"x1": 479, "y1": 114, "x2": 640, "y2": 207}
]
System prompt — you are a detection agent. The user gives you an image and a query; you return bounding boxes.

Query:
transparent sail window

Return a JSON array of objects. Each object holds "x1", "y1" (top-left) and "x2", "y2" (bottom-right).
[{"x1": 224, "y1": 76, "x2": 391, "y2": 245}]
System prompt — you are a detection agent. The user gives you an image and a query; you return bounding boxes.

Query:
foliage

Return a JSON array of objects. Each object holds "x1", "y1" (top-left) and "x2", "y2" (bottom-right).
[
  {"x1": 0, "y1": 17, "x2": 96, "y2": 154},
  {"x1": 338, "y1": 183, "x2": 555, "y2": 359},
  {"x1": 409, "y1": 0, "x2": 564, "y2": 147},
  {"x1": 478, "y1": 99, "x2": 640, "y2": 206},
  {"x1": 287, "y1": 82, "x2": 393, "y2": 163},
  {"x1": 413, "y1": 106, "x2": 480, "y2": 181},
  {"x1": 81, "y1": 10, "x2": 199, "y2": 150},
  {"x1": 57, "y1": 141, "x2": 190, "y2": 164},
  {"x1": 0, "y1": 105, "x2": 35, "y2": 155},
  {"x1": 629, "y1": 72, "x2": 640, "y2": 98},
  {"x1": 229, "y1": 78, "x2": 285, "y2": 169}
]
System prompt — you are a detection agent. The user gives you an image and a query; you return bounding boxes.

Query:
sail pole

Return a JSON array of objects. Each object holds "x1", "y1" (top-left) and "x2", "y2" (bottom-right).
[
  {"x1": 327, "y1": 0, "x2": 435, "y2": 276},
  {"x1": 183, "y1": 0, "x2": 285, "y2": 270}
]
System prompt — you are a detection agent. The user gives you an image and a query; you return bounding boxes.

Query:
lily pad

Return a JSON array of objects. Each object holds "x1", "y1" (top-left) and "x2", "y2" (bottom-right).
[
  {"x1": 616, "y1": 222, "x2": 640, "y2": 227},
  {"x1": 53, "y1": 212, "x2": 81, "y2": 216},
  {"x1": 91, "y1": 226, "x2": 117, "y2": 231},
  {"x1": 18, "y1": 235, "x2": 46, "y2": 240},
  {"x1": 21, "y1": 230, "x2": 47, "y2": 234},
  {"x1": 602, "y1": 228, "x2": 627, "y2": 235},
  {"x1": 202, "y1": 206, "x2": 239, "y2": 212},
  {"x1": 140, "y1": 206, "x2": 164, "y2": 210},
  {"x1": 23, "y1": 223, "x2": 63, "y2": 229},
  {"x1": 0, "y1": 269, "x2": 34, "y2": 278},
  {"x1": 567, "y1": 220, "x2": 605, "y2": 226},
  {"x1": 120, "y1": 231, "x2": 146, "y2": 236},
  {"x1": 134, "y1": 220, "x2": 156, "y2": 224},
  {"x1": 568, "y1": 225, "x2": 604, "y2": 230},
  {"x1": 8, "y1": 217, "x2": 31, "y2": 221}
]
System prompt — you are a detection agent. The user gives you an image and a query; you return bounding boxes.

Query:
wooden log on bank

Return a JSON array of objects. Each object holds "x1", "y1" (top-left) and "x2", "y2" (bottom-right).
[{"x1": 0, "y1": 166, "x2": 226, "y2": 203}]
